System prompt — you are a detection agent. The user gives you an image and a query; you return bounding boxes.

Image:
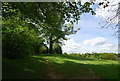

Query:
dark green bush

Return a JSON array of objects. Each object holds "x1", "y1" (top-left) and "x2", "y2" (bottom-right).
[
  {"x1": 39, "y1": 45, "x2": 48, "y2": 54},
  {"x1": 91, "y1": 53, "x2": 101, "y2": 59},
  {"x1": 70, "y1": 53, "x2": 79, "y2": 56},
  {"x1": 2, "y1": 15, "x2": 45, "y2": 59},
  {"x1": 64, "y1": 52, "x2": 68, "y2": 55},
  {"x1": 80, "y1": 53, "x2": 118, "y2": 60},
  {"x1": 53, "y1": 43, "x2": 62, "y2": 54},
  {"x1": 81, "y1": 54, "x2": 86, "y2": 57},
  {"x1": 101, "y1": 53, "x2": 117, "y2": 60}
]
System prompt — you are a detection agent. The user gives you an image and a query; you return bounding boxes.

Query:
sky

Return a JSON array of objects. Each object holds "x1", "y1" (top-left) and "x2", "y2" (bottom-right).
[{"x1": 62, "y1": 0, "x2": 119, "y2": 54}]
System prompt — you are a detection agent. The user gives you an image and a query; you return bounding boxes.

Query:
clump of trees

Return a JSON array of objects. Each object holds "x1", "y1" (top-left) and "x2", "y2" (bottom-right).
[
  {"x1": 2, "y1": 2, "x2": 96, "y2": 59},
  {"x1": 69, "y1": 53, "x2": 118, "y2": 60}
]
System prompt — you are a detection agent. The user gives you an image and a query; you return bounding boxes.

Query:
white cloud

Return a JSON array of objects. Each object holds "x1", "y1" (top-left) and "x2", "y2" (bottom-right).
[
  {"x1": 81, "y1": 0, "x2": 91, "y2": 5},
  {"x1": 101, "y1": 43, "x2": 114, "y2": 47},
  {"x1": 99, "y1": 43, "x2": 118, "y2": 53},
  {"x1": 83, "y1": 37, "x2": 107, "y2": 46},
  {"x1": 62, "y1": 37, "x2": 118, "y2": 54},
  {"x1": 62, "y1": 39, "x2": 83, "y2": 53}
]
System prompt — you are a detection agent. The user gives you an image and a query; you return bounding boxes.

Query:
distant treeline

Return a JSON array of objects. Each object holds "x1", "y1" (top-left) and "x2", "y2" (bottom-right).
[{"x1": 63, "y1": 53, "x2": 119, "y2": 60}]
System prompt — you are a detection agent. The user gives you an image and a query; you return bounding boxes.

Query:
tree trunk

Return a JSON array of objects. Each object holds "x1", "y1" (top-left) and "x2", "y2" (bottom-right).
[{"x1": 49, "y1": 37, "x2": 53, "y2": 54}]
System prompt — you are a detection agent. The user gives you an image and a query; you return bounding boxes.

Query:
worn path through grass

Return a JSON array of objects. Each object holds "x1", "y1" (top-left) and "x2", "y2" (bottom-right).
[
  {"x1": 45, "y1": 59, "x2": 61, "y2": 79},
  {"x1": 44, "y1": 58, "x2": 100, "y2": 79}
]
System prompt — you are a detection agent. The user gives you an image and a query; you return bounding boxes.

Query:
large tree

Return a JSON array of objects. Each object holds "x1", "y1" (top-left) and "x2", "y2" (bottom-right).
[{"x1": 2, "y1": 1, "x2": 96, "y2": 56}]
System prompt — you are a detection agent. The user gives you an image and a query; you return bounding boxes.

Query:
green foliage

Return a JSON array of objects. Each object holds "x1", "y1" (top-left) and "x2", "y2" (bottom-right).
[
  {"x1": 89, "y1": 53, "x2": 101, "y2": 59},
  {"x1": 80, "y1": 53, "x2": 118, "y2": 60},
  {"x1": 63, "y1": 52, "x2": 68, "y2": 55},
  {"x1": 68, "y1": 52, "x2": 118, "y2": 61},
  {"x1": 39, "y1": 45, "x2": 48, "y2": 54},
  {"x1": 101, "y1": 53, "x2": 118, "y2": 60},
  {"x1": 2, "y1": 2, "x2": 98, "y2": 57},
  {"x1": 2, "y1": 2, "x2": 96, "y2": 54},
  {"x1": 53, "y1": 43, "x2": 62, "y2": 54},
  {"x1": 70, "y1": 53, "x2": 80, "y2": 56},
  {"x1": 2, "y1": 13, "x2": 44, "y2": 59}
]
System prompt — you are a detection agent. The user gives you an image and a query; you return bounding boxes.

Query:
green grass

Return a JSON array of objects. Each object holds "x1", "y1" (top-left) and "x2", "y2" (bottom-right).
[
  {"x1": 3, "y1": 54, "x2": 119, "y2": 79},
  {"x1": 3, "y1": 56, "x2": 48, "y2": 79}
]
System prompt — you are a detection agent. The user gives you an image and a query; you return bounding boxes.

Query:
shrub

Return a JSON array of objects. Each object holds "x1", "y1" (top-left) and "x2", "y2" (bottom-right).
[
  {"x1": 81, "y1": 54, "x2": 86, "y2": 57},
  {"x1": 91, "y1": 53, "x2": 101, "y2": 59},
  {"x1": 64, "y1": 52, "x2": 68, "y2": 55},
  {"x1": 2, "y1": 15, "x2": 45, "y2": 59},
  {"x1": 101, "y1": 53, "x2": 117, "y2": 60},
  {"x1": 70, "y1": 53, "x2": 79, "y2": 56},
  {"x1": 39, "y1": 45, "x2": 48, "y2": 54},
  {"x1": 53, "y1": 43, "x2": 62, "y2": 54}
]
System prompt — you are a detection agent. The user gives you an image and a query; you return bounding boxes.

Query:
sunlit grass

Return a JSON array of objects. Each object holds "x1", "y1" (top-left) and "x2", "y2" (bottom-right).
[
  {"x1": 3, "y1": 54, "x2": 119, "y2": 79},
  {"x1": 40, "y1": 54, "x2": 119, "y2": 79}
]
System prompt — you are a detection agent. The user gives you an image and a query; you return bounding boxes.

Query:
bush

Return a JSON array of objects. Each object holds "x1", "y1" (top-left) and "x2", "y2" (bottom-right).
[
  {"x1": 101, "y1": 53, "x2": 117, "y2": 60},
  {"x1": 2, "y1": 15, "x2": 45, "y2": 59},
  {"x1": 91, "y1": 53, "x2": 101, "y2": 59},
  {"x1": 53, "y1": 43, "x2": 62, "y2": 54},
  {"x1": 39, "y1": 45, "x2": 48, "y2": 54},
  {"x1": 81, "y1": 54, "x2": 86, "y2": 57},
  {"x1": 64, "y1": 52, "x2": 68, "y2": 55},
  {"x1": 70, "y1": 53, "x2": 79, "y2": 56}
]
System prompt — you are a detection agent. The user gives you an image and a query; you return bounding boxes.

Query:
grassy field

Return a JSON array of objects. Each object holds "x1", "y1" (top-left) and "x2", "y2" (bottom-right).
[{"x1": 3, "y1": 54, "x2": 119, "y2": 79}]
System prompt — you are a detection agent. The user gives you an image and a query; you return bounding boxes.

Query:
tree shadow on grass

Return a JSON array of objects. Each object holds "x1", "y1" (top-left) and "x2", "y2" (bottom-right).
[
  {"x1": 50, "y1": 59, "x2": 119, "y2": 80},
  {"x1": 43, "y1": 54, "x2": 119, "y2": 80},
  {"x1": 2, "y1": 56, "x2": 49, "y2": 79},
  {"x1": 51, "y1": 60, "x2": 97, "y2": 79},
  {"x1": 2, "y1": 54, "x2": 119, "y2": 80},
  {"x1": 91, "y1": 64, "x2": 119, "y2": 79}
]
